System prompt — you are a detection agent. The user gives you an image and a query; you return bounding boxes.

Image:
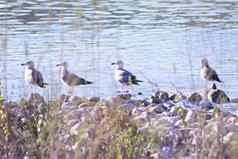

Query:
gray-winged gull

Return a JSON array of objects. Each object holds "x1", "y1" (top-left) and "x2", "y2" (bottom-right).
[
  {"x1": 112, "y1": 60, "x2": 143, "y2": 94},
  {"x1": 200, "y1": 58, "x2": 222, "y2": 83},
  {"x1": 56, "y1": 62, "x2": 93, "y2": 94},
  {"x1": 21, "y1": 61, "x2": 48, "y2": 88}
]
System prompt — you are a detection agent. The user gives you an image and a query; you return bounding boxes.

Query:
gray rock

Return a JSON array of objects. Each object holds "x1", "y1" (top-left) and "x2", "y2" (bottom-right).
[
  {"x1": 89, "y1": 97, "x2": 100, "y2": 103},
  {"x1": 154, "y1": 104, "x2": 166, "y2": 114},
  {"x1": 200, "y1": 101, "x2": 213, "y2": 110},
  {"x1": 118, "y1": 94, "x2": 132, "y2": 100},
  {"x1": 170, "y1": 93, "x2": 187, "y2": 103},
  {"x1": 188, "y1": 92, "x2": 202, "y2": 105},
  {"x1": 142, "y1": 98, "x2": 150, "y2": 107},
  {"x1": 69, "y1": 96, "x2": 84, "y2": 106},
  {"x1": 163, "y1": 101, "x2": 175, "y2": 110},
  {"x1": 151, "y1": 90, "x2": 169, "y2": 104},
  {"x1": 121, "y1": 100, "x2": 139, "y2": 112},
  {"x1": 206, "y1": 114, "x2": 212, "y2": 120},
  {"x1": 170, "y1": 94, "x2": 181, "y2": 103},
  {"x1": 159, "y1": 91, "x2": 170, "y2": 103}
]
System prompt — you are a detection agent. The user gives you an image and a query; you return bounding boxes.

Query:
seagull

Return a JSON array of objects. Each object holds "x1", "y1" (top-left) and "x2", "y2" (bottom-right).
[
  {"x1": 112, "y1": 60, "x2": 143, "y2": 94},
  {"x1": 21, "y1": 61, "x2": 48, "y2": 88},
  {"x1": 200, "y1": 58, "x2": 222, "y2": 83},
  {"x1": 56, "y1": 62, "x2": 93, "y2": 94},
  {"x1": 208, "y1": 83, "x2": 230, "y2": 104}
]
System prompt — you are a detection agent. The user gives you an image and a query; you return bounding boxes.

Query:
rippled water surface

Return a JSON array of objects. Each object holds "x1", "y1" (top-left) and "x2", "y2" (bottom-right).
[{"x1": 0, "y1": 0, "x2": 238, "y2": 100}]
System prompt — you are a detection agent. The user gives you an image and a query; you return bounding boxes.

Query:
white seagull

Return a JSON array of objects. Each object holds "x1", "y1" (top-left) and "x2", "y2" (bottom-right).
[
  {"x1": 56, "y1": 62, "x2": 93, "y2": 94},
  {"x1": 200, "y1": 58, "x2": 222, "y2": 83},
  {"x1": 21, "y1": 61, "x2": 48, "y2": 88},
  {"x1": 112, "y1": 60, "x2": 143, "y2": 94}
]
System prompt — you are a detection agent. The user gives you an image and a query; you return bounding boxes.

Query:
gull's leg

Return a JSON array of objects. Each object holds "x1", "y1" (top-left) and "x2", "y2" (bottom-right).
[
  {"x1": 121, "y1": 84, "x2": 124, "y2": 95},
  {"x1": 23, "y1": 84, "x2": 27, "y2": 98},
  {"x1": 27, "y1": 84, "x2": 33, "y2": 99},
  {"x1": 33, "y1": 85, "x2": 37, "y2": 94},
  {"x1": 118, "y1": 84, "x2": 124, "y2": 95},
  {"x1": 124, "y1": 85, "x2": 130, "y2": 95},
  {"x1": 122, "y1": 84, "x2": 125, "y2": 94},
  {"x1": 31, "y1": 85, "x2": 34, "y2": 94},
  {"x1": 203, "y1": 80, "x2": 208, "y2": 101},
  {"x1": 68, "y1": 86, "x2": 75, "y2": 96},
  {"x1": 117, "y1": 85, "x2": 121, "y2": 94},
  {"x1": 71, "y1": 87, "x2": 74, "y2": 96},
  {"x1": 122, "y1": 84, "x2": 128, "y2": 95},
  {"x1": 206, "y1": 80, "x2": 208, "y2": 90},
  {"x1": 68, "y1": 87, "x2": 72, "y2": 96},
  {"x1": 118, "y1": 84, "x2": 130, "y2": 95}
]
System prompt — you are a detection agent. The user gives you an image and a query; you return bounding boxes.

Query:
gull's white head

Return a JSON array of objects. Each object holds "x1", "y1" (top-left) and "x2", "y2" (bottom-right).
[
  {"x1": 21, "y1": 61, "x2": 34, "y2": 69},
  {"x1": 201, "y1": 58, "x2": 209, "y2": 67},
  {"x1": 112, "y1": 60, "x2": 124, "y2": 69}
]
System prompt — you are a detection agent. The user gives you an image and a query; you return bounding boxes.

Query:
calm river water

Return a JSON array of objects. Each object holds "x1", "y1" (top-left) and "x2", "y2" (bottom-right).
[{"x1": 0, "y1": 0, "x2": 238, "y2": 100}]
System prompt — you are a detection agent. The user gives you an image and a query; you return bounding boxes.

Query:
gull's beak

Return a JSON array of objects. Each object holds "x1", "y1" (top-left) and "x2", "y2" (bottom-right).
[
  {"x1": 21, "y1": 63, "x2": 26, "y2": 66},
  {"x1": 111, "y1": 62, "x2": 116, "y2": 65},
  {"x1": 56, "y1": 63, "x2": 61, "y2": 67}
]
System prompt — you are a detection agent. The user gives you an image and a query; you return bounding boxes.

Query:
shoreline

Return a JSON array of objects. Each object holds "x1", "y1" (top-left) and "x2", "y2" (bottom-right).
[{"x1": 0, "y1": 92, "x2": 238, "y2": 159}]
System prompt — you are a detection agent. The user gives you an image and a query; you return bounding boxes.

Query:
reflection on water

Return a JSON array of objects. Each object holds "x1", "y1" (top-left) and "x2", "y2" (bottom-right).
[{"x1": 0, "y1": 0, "x2": 238, "y2": 100}]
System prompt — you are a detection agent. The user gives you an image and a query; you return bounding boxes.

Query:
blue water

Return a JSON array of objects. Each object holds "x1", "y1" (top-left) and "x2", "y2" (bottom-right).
[{"x1": 0, "y1": 0, "x2": 238, "y2": 100}]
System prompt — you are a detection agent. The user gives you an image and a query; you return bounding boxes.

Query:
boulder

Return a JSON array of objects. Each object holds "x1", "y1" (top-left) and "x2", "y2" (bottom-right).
[
  {"x1": 88, "y1": 97, "x2": 100, "y2": 103},
  {"x1": 170, "y1": 93, "x2": 187, "y2": 103},
  {"x1": 69, "y1": 96, "x2": 85, "y2": 106},
  {"x1": 188, "y1": 92, "x2": 202, "y2": 105},
  {"x1": 200, "y1": 101, "x2": 213, "y2": 110},
  {"x1": 154, "y1": 104, "x2": 167, "y2": 114},
  {"x1": 142, "y1": 98, "x2": 150, "y2": 107},
  {"x1": 151, "y1": 90, "x2": 169, "y2": 104}
]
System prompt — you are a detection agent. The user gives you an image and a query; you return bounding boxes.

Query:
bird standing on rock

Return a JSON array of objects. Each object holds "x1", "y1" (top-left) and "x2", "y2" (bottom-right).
[
  {"x1": 56, "y1": 62, "x2": 93, "y2": 95},
  {"x1": 208, "y1": 83, "x2": 230, "y2": 104},
  {"x1": 21, "y1": 61, "x2": 48, "y2": 88},
  {"x1": 112, "y1": 60, "x2": 143, "y2": 94},
  {"x1": 200, "y1": 58, "x2": 223, "y2": 101},
  {"x1": 200, "y1": 58, "x2": 222, "y2": 83}
]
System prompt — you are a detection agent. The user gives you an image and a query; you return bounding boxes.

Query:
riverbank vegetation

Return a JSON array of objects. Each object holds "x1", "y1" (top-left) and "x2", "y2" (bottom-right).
[{"x1": 0, "y1": 93, "x2": 238, "y2": 159}]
